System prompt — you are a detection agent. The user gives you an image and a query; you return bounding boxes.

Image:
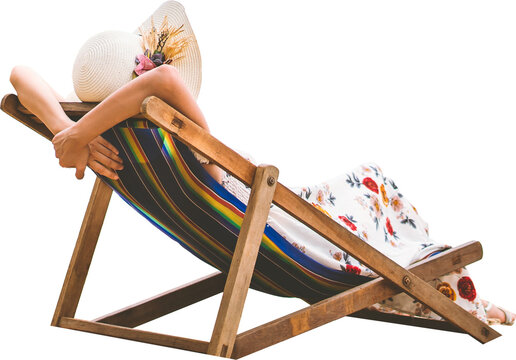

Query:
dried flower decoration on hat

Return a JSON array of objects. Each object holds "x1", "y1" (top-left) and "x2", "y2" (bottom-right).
[{"x1": 134, "y1": 15, "x2": 190, "y2": 77}]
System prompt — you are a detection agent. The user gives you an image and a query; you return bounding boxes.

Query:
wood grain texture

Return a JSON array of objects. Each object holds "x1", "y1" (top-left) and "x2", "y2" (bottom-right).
[
  {"x1": 60, "y1": 318, "x2": 209, "y2": 354},
  {"x1": 232, "y1": 241, "x2": 484, "y2": 358},
  {"x1": 14, "y1": 100, "x2": 148, "y2": 120},
  {"x1": 2, "y1": 94, "x2": 500, "y2": 357},
  {"x1": 1, "y1": 94, "x2": 54, "y2": 140},
  {"x1": 141, "y1": 96, "x2": 256, "y2": 187},
  {"x1": 94, "y1": 272, "x2": 226, "y2": 328},
  {"x1": 208, "y1": 165, "x2": 279, "y2": 357},
  {"x1": 347, "y1": 309, "x2": 463, "y2": 333},
  {"x1": 141, "y1": 96, "x2": 499, "y2": 344},
  {"x1": 51, "y1": 178, "x2": 112, "y2": 326}
]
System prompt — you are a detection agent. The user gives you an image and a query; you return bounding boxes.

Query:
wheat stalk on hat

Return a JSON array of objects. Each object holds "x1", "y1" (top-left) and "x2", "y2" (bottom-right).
[
  {"x1": 72, "y1": 1, "x2": 202, "y2": 101},
  {"x1": 134, "y1": 15, "x2": 191, "y2": 76}
]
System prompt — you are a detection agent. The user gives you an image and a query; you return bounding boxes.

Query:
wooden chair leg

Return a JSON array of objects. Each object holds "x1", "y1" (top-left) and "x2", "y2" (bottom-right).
[
  {"x1": 231, "y1": 241, "x2": 489, "y2": 358},
  {"x1": 207, "y1": 165, "x2": 279, "y2": 357},
  {"x1": 142, "y1": 96, "x2": 501, "y2": 345},
  {"x1": 1, "y1": 95, "x2": 499, "y2": 356},
  {"x1": 51, "y1": 177, "x2": 112, "y2": 326}
]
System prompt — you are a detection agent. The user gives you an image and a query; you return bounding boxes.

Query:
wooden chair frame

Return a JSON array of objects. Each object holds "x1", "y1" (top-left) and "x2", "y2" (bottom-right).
[{"x1": 1, "y1": 94, "x2": 501, "y2": 358}]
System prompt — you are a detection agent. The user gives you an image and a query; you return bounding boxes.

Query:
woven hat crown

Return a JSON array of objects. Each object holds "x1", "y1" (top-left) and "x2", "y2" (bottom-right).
[{"x1": 72, "y1": 1, "x2": 201, "y2": 102}]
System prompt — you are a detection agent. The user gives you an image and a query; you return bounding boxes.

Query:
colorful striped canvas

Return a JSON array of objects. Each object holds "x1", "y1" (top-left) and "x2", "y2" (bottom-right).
[{"x1": 99, "y1": 120, "x2": 371, "y2": 303}]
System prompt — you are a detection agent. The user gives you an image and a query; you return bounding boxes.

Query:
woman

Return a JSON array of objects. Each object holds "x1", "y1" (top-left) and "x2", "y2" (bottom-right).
[
  {"x1": 5, "y1": 5, "x2": 515, "y2": 357},
  {"x1": 9, "y1": 60, "x2": 515, "y2": 326},
  {"x1": 9, "y1": 64, "x2": 223, "y2": 183}
]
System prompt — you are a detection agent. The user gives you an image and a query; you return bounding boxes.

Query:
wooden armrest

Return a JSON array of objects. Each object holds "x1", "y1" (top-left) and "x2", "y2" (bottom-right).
[
  {"x1": 2, "y1": 94, "x2": 54, "y2": 140},
  {"x1": 1, "y1": 94, "x2": 149, "y2": 141}
]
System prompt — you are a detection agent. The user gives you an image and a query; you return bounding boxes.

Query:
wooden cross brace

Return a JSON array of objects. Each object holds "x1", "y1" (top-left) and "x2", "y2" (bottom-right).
[{"x1": 0, "y1": 94, "x2": 501, "y2": 359}]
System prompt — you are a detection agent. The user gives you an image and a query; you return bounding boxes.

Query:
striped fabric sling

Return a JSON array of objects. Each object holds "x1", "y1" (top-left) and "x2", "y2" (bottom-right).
[{"x1": 99, "y1": 119, "x2": 372, "y2": 303}]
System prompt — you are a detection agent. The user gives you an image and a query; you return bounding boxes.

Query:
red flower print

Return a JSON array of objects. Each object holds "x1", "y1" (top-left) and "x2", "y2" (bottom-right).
[
  {"x1": 457, "y1": 276, "x2": 477, "y2": 301},
  {"x1": 338, "y1": 216, "x2": 357, "y2": 231},
  {"x1": 362, "y1": 177, "x2": 379, "y2": 194},
  {"x1": 345, "y1": 264, "x2": 361, "y2": 275},
  {"x1": 385, "y1": 217, "x2": 394, "y2": 236}
]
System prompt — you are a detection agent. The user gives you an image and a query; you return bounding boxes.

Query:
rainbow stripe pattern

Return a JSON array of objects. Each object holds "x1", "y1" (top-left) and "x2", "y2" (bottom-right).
[{"x1": 99, "y1": 120, "x2": 371, "y2": 303}]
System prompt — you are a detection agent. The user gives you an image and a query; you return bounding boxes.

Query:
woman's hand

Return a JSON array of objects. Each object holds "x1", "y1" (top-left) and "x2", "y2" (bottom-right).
[
  {"x1": 88, "y1": 136, "x2": 124, "y2": 180},
  {"x1": 52, "y1": 125, "x2": 123, "y2": 180}
]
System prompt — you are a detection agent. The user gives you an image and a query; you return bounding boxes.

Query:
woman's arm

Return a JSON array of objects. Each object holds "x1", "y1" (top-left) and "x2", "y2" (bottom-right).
[
  {"x1": 10, "y1": 66, "x2": 72, "y2": 134},
  {"x1": 52, "y1": 65, "x2": 223, "y2": 182},
  {"x1": 10, "y1": 66, "x2": 124, "y2": 179}
]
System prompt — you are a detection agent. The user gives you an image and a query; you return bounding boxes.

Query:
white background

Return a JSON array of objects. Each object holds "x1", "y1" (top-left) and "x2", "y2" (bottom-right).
[{"x1": 0, "y1": 0, "x2": 514, "y2": 359}]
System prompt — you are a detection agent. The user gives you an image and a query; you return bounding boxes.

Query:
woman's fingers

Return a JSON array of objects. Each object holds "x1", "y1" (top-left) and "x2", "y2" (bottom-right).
[
  {"x1": 90, "y1": 137, "x2": 123, "y2": 165},
  {"x1": 88, "y1": 138, "x2": 122, "y2": 180},
  {"x1": 52, "y1": 125, "x2": 91, "y2": 170},
  {"x1": 51, "y1": 128, "x2": 121, "y2": 180},
  {"x1": 75, "y1": 166, "x2": 85, "y2": 180},
  {"x1": 96, "y1": 136, "x2": 120, "y2": 156},
  {"x1": 51, "y1": 126, "x2": 118, "y2": 180},
  {"x1": 73, "y1": 157, "x2": 89, "y2": 180},
  {"x1": 87, "y1": 158, "x2": 119, "y2": 180},
  {"x1": 89, "y1": 144, "x2": 124, "y2": 171}
]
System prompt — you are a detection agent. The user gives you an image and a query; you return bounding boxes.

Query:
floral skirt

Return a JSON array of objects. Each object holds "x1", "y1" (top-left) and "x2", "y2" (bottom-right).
[{"x1": 221, "y1": 162, "x2": 487, "y2": 322}]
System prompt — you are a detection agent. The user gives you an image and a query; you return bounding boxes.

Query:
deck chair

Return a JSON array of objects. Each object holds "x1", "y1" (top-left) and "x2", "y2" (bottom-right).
[{"x1": 1, "y1": 93, "x2": 501, "y2": 358}]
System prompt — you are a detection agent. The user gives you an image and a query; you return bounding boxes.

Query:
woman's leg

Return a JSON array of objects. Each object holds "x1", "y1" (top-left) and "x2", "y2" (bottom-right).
[
  {"x1": 9, "y1": 66, "x2": 124, "y2": 178},
  {"x1": 482, "y1": 299, "x2": 515, "y2": 324},
  {"x1": 52, "y1": 65, "x2": 223, "y2": 182}
]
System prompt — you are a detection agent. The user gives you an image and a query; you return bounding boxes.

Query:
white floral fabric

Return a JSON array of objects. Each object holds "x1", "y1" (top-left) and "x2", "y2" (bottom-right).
[{"x1": 221, "y1": 161, "x2": 487, "y2": 322}]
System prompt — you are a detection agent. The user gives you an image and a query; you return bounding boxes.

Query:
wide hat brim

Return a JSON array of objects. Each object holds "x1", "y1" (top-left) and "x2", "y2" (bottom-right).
[
  {"x1": 72, "y1": 1, "x2": 201, "y2": 102},
  {"x1": 136, "y1": 1, "x2": 202, "y2": 100}
]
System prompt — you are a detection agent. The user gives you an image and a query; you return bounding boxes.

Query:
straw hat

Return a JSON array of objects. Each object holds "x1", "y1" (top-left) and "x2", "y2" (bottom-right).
[{"x1": 72, "y1": 1, "x2": 202, "y2": 102}]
